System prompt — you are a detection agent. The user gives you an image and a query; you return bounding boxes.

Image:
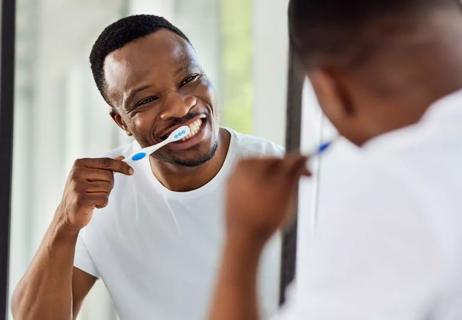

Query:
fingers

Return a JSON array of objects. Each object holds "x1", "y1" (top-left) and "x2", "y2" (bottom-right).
[
  {"x1": 60, "y1": 156, "x2": 130, "y2": 231},
  {"x1": 83, "y1": 181, "x2": 114, "y2": 194},
  {"x1": 281, "y1": 153, "x2": 310, "y2": 180},
  {"x1": 73, "y1": 168, "x2": 114, "y2": 183},
  {"x1": 91, "y1": 194, "x2": 110, "y2": 209},
  {"x1": 225, "y1": 155, "x2": 310, "y2": 242},
  {"x1": 76, "y1": 193, "x2": 110, "y2": 210},
  {"x1": 235, "y1": 155, "x2": 310, "y2": 177},
  {"x1": 74, "y1": 157, "x2": 133, "y2": 175},
  {"x1": 234, "y1": 154, "x2": 310, "y2": 189},
  {"x1": 236, "y1": 157, "x2": 281, "y2": 175},
  {"x1": 263, "y1": 158, "x2": 286, "y2": 175}
]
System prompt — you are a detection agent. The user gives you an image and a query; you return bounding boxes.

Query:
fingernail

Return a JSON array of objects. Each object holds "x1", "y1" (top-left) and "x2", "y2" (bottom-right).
[{"x1": 129, "y1": 167, "x2": 134, "y2": 175}]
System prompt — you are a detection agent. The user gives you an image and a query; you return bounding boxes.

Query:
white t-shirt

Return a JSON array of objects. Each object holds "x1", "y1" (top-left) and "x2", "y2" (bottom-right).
[
  {"x1": 74, "y1": 129, "x2": 283, "y2": 320},
  {"x1": 276, "y1": 89, "x2": 462, "y2": 320}
]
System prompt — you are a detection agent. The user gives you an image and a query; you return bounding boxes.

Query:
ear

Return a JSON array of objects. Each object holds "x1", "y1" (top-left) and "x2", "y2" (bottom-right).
[
  {"x1": 110, "y1": 109, "x2": 132, "y2": 136},
  {"x1": 308, "y1": 68, "x2": 355, "y2": 120}
]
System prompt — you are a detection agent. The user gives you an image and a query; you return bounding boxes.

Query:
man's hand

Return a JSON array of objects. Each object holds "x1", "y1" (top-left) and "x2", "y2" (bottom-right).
[
  {"x1": 11, "y1": 156, "x2": 133, "y2": 320},
  {"x1": 57, "y1": 156, "x2": 133, "y2": 233},
  {"x1": 209, "y1": 153, "x2": 309, "y2": 320},
  {"x1": 226, "y1": 153, "x2": 310, "y2": 244}
]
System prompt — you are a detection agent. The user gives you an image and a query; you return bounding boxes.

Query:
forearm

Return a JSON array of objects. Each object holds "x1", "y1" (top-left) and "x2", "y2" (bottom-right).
[
  {"x1": 12, "y1": 209, "x2": 78, "y2": 320},
  {"x1": 209, "y1": 232, "x2": 265, "y2": 320}
]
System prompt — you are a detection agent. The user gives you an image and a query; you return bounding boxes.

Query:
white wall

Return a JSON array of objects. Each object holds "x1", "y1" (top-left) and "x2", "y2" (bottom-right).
[
  {"x1": 252, "y1": 0, "x2": 289, "y2": 146},
  {"x1": 10, "y1": 1, "x2": 129, "y2": 319}
]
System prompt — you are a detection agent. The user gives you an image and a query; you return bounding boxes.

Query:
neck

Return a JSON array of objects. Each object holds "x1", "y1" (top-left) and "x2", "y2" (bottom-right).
[{"x1": 149, "y1": 128, "x2": 231, "y2": 191}]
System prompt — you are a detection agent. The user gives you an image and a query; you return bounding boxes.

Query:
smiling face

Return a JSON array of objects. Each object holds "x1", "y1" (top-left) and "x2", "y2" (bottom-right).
[{"x1": 104, "y1": 29, "x2": 219, "y2": 167}]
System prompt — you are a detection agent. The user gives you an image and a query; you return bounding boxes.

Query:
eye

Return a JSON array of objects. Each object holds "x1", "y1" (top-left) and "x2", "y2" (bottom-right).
[
  {"x1": 132, "y1": 96, "x2": 159, "y2": 109},
  {"x1": 179, "y1": 73, "x2": 201, "y2": 87}
]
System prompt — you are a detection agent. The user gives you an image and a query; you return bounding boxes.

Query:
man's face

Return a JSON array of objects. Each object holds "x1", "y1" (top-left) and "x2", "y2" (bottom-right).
[{"x1": 104, "y1": 30, "x2": 219, "y2": 166}]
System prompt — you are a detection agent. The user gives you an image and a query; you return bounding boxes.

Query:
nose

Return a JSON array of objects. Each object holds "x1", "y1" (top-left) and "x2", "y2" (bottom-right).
[{"x1": 159, "y1": 91, "x2": 197, "y2": 120}]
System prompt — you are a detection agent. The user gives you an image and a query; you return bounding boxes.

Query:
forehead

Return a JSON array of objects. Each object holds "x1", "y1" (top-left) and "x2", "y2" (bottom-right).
[{"x1": 103, "y1": 29, "x2": 198, "y2": 101}]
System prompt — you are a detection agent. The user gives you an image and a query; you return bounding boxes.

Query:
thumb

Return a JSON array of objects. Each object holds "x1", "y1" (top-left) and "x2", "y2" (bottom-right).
[{"x1": 285, "y1": 155, "x2": 309, "y2": 179}]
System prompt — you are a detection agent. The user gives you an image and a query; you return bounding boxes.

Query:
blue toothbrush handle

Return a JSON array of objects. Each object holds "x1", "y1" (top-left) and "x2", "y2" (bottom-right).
[{"x1": 130, "y1": 152, "x2": 147, "y2": 161}]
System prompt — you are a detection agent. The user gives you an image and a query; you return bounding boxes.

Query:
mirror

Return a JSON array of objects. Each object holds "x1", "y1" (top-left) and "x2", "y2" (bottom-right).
[{"x1": 8, "y1": 0, "x2": 289, "y2": 319}]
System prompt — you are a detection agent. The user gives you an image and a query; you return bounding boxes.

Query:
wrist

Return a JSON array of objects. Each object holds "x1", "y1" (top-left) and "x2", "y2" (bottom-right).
[
  {"x1": 226, "y1": 222, "x2": 272, "y2": 247},
  {"x1": 225, "y1": 229, "x2": 267, "y2": 259},
  {"x1": 220, "y1": 230, "x2": 265, "y2": 289},
  {"x1": 51, "y1": 204, "x2": 81, "y2": 241}
]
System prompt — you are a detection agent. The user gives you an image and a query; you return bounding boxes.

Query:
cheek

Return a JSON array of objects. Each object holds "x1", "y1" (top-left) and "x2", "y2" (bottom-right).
[
  {"x1": 129, "y1": 110, "x2": 158, "y2": 138},
  {"x1": 132, "y1": 116, "x2": 150, "y2": 129}
]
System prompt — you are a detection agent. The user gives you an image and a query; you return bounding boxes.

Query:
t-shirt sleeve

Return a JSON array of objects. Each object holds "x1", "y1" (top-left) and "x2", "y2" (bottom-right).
[
  {"x1": 74, "y1": 233, "x2": 100, "y2": 278},
  {"x1": 230, "y1": 130, "x2": 284, "y2": 159},
  {"x1": 272, "y1": 164, "x2": 443, "y2": 320}
]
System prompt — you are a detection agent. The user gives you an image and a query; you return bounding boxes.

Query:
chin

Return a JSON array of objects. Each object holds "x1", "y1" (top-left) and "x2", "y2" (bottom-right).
[{"x1": 156, "y1": 141, "x2": 218, "y2": 167}]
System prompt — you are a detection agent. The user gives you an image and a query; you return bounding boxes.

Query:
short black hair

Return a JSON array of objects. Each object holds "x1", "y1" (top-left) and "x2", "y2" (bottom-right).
[
  {"x1": 288, "y1": 0, "x2": 458, "y2": 69},
  {"x1": 90, "y1": 14, "x2": 191, "y2": 105}
]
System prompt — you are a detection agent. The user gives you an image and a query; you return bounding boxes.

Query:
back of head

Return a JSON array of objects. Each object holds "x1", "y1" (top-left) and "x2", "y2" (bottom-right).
[
  {"x1": 288, "y1": 0, "x2": 461, "y2": 70},
  {"x1": 288, "y1": 0, "x2": 462, "y2": 145}
]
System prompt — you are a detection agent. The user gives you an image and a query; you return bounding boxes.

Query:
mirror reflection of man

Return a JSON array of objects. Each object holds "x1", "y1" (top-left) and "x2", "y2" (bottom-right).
[
  {"x1": 209, "y1": 0, "x2": 462, "y2": 319},
  {"x1": 12, "y1": 15, "x2": 281, "y2": 320}
]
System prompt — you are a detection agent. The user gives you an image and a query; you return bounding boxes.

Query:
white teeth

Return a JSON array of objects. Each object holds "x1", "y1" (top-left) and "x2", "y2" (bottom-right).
[{"x1": 181, "y1": 119, "x2": 203, "y2": 141}]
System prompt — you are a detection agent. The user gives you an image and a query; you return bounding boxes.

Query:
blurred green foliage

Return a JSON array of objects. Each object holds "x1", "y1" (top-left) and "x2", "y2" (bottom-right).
[{"x1": 220, "y1": 0, "x2": 253, "y2": 134}]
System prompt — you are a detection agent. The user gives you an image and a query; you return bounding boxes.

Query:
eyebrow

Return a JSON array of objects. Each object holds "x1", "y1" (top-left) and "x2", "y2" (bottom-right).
[{"x1": 175, "y1": 61, "x2": 200, "y2": 76}]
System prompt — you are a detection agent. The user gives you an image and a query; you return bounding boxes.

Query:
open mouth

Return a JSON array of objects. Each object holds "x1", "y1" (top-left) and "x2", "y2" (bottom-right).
[
  {"x1": 160, "y1": 115, "x2": 207, "y2": 142},
  {"x1": 181, "y1": 118, "x2": 204, "y2": 141}
]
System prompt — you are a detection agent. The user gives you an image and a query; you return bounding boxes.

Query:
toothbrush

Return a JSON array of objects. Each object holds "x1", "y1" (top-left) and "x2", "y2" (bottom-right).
[
  {"x1": 125, "y1": 125, "x2": 191, "y2": 163},
  {"x1": 307, "y1": 135, "x2": 339, "y2": 158},
  {"x1": 309, "y1": 140, "x2": 334, "y2": 157}
]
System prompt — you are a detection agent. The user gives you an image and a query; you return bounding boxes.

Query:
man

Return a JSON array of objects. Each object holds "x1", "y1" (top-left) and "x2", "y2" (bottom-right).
[
  {"x1": 12, "y1": 15, "x2": 281, "y2": 320},
  {"x1": 210, "y1": 0, "x2": 462, "y2": 319}
]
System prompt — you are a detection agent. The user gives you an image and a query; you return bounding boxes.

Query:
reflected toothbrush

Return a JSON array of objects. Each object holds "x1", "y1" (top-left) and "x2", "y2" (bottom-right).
[
  {"x1": 309, "y1": 140, "x2": 334, "y2": 157},
  {"x1": 307, "y1": 135, "x2": 340, "y2": 158},
  {"x1": 126, "y1": 125, "x2": 191, "y2": 163}
]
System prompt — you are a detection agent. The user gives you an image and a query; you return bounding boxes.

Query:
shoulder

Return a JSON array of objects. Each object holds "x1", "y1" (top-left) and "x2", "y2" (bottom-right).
[
  {"x1": 361, "y1": 117, "x2": 453, "y2": 181},
  {"x1": 227, "y1": 128, "x2": 284, "y2": 158},
  {"x1": 315, "y1": 131, "x2": 436, "y2": 228}
]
